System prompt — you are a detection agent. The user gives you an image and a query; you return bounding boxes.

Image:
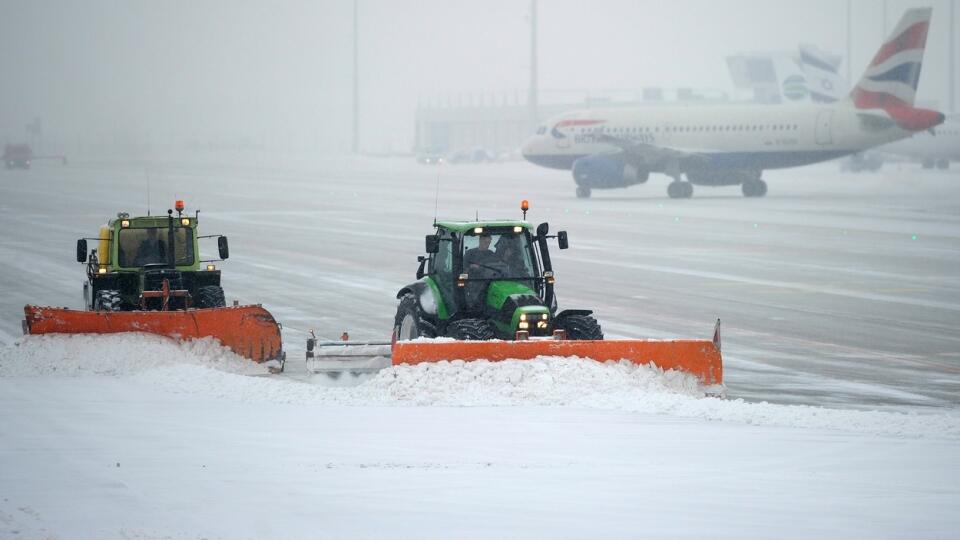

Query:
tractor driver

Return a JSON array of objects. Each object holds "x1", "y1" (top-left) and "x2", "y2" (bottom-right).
[
  {"x1": 464, "y1": 233, "x2": 498, "y2": 270},
  {"x1": 133, "y1": 228, "x2": 167, "y2": 266}
]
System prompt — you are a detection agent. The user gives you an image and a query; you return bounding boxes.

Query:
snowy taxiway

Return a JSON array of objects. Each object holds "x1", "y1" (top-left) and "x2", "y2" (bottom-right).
[{"x1": 0, "y1": 156, "x2": 958, "y2": 538}]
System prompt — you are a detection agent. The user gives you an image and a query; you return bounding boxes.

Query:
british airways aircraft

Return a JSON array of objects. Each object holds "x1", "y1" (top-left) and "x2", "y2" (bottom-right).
[{"x1": 521, "y1": 8, "x2": 944, "y2": 198}]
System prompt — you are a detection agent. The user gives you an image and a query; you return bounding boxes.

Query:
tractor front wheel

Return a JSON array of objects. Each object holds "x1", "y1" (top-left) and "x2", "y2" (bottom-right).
[
  {"x1": 94, "y1": 290, "x2": 123, "y2": 312},
  {"x1": 196, "y1": 285, "x2": 226, "y2": 308},
  {"x1": 394, "y1": 294, "x2": 437, "y2": 340},
  {"x1": 446, "y1": 319, "x2": 496, "y2": 340},
  {"x1": 554, "y1": 313, "x2": 603, "y2": 340}
]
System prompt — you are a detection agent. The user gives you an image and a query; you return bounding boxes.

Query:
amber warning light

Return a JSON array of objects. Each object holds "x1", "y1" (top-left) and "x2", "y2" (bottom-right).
[
  {"x1": 175, "y1": 200, "x2": 185, "y2": 213},
  {"x1": 521, "y1": 199, "x2": 529, "y2": 219}
]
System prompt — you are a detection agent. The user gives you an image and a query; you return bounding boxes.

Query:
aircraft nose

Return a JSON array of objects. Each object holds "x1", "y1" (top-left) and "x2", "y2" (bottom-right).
[{"x1": 521, "y1": 136, "x2": 538, "y2": 158}]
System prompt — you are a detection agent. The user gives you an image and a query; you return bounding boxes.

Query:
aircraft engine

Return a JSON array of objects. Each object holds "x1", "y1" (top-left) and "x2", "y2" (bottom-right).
[{"x1": 571, "y1": 156, "x2": 649, "y2": 188}]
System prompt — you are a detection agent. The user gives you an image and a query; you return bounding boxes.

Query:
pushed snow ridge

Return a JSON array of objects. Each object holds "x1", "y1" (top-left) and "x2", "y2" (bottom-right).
[{"x1": 2, "y1": 334, "x2": 958, "y2": 439}]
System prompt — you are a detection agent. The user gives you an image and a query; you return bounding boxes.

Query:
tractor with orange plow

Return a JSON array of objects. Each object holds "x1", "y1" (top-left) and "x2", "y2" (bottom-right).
[
  {"x1": 22, "y1": 201, "x2": 285, "y2": 371},
  {"x1": 306, "y1": 201, "x2": 723, "y2": 390}
]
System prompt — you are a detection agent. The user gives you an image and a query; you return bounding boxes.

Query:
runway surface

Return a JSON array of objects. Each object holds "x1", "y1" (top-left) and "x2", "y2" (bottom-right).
[{"x1": 2, "y1": 155, "x2": 958, "y2": 410}]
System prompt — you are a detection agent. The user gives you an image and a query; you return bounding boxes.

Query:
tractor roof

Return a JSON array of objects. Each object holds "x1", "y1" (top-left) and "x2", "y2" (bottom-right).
[
  {"x1": 108, "y1": 214, "x2": 197, "y2": 227},
  {"x1": 434, "y1": 220, "x2": 532, "y2": 233}
]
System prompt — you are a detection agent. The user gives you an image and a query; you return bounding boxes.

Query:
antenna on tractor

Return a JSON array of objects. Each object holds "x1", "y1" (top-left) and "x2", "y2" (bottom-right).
[
  {"x1": 433, "y1": 173, "x2": 440, "y2": 225},
  {"x1": 146, "y1": 169, "x2": 151, "y2": 216}
]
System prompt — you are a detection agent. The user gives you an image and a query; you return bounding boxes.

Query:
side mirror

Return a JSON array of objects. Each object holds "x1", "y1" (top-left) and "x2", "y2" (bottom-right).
[
  {"x1": 557, "y1": 230, "x2": 569, "y2": 249},
  {"x1": 536, "y1": 222, "x2": 549, "y2": 238},
  {"x1": 76, "y1": 239, "x2": 87, "y2": 263},
  {"x1": 416, "y1": 255, "x2": 427, "y2": 279},
  {"x1": 425, "y1": 234, "x2": 440, "y2": 254},
  {"x1": 218, "y1": 236, "x2": 230, "y2": 259}
]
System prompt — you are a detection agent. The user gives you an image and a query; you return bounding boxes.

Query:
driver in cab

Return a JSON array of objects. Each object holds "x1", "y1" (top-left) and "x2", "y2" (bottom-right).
[
  {"x1": 464, "y1": 233, "x2": 497, "y2": 270},
  {"x1": 133, "y1": 228, "x2": 167, "y2": 266}
]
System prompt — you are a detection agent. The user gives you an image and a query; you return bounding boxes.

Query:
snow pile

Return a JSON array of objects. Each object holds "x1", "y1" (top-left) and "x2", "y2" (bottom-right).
[
  {"x1": 3, "y1": 334, "x2": 959, "y2": 439},
  {"x1": 0, "y1": 333, "x2": 269, "y2": 377}
]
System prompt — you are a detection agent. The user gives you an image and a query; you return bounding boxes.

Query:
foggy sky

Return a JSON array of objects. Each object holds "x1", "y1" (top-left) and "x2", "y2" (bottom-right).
[{"x1": 0, "y1": 0, "x2": 956, "y2": 156}]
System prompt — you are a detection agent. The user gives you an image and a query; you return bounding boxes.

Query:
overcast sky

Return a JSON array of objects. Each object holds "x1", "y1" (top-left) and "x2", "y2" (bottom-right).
[{"x1": 0, "y1": 0, "x2": 955, "y2": 155}]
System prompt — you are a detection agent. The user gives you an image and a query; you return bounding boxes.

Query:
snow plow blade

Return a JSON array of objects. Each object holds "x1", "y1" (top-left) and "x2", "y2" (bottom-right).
[
  {"x1": 22, "y1": 304, "x2": 284, "y2": 365},
  {"x1": 392, "y1": 336, "x2": 723, "y2": 385}
]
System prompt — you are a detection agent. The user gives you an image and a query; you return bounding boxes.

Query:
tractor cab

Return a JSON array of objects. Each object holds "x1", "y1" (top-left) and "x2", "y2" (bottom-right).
[
  {"x1": 75, "y1": 201, "x2": 229, "y2": 311},
  {"x1": 397, "y1": 200, "x2": 594, "y2": 342}
]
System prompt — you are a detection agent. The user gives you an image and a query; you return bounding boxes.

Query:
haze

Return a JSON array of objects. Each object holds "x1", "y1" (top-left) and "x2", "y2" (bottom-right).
[{"x1": 0, "y1": 0, "x2": 955, "y2": 157}]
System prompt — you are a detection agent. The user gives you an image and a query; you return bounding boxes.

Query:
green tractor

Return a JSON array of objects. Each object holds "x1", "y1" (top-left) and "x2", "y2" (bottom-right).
[
  {"x1": 393, "y1": 210, "x2": 603, "y2": 341},
  {"x1": 76, "y1": 201, "x2": 230, "y2": 312}
]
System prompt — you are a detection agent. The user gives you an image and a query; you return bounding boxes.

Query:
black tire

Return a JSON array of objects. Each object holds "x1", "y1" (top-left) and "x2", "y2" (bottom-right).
[
  {"x1": 94, "y1": 289, "x2": 123, "y2": 312},
  {"x1": 445, "y1": 318, "x2": 496, "y2": 340},
  {"x1": 553, "y1": 313, "x2": 603, "y2": 340},
  {"x1": 196, "y1": 285, "x2": 226, "y2": 308},
  {"x1": 742, "y1": 179, "x2": 765, "y2": 197},
  {"x1": 394, "y1": 293, "x2": 437, "y2": 340}
]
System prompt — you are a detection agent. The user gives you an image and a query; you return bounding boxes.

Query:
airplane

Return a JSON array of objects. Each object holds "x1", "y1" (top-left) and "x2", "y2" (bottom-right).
[
  {"x1": 521, "y1": 8, "x2": 944, "y2": 199},
  {"x1": 879, "y1": 114, "x2": 959, "y2": 169}
]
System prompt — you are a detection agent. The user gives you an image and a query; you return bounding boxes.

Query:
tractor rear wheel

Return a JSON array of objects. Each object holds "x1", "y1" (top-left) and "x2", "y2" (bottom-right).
[
  {"x1": 196, "y1": 285, "x2": 226, "y2": 308},
  {"x1": 94, "y1": 289, "x2": 123, "y2": 312},
  {"x1": 394, "y1": 294, "x2": 437, "y2": 340},
  {"x1": 554, "y1": 313, "x2": 603, "y2": 340},
  {"x1": 446, "y1": 318, "x2": 496, "y2": 340}
]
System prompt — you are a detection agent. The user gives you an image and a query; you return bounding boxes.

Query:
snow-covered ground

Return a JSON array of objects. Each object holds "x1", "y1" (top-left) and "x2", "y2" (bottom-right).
[{"x1": 1, "y1": 157, "x2": 959, "y2": 538}]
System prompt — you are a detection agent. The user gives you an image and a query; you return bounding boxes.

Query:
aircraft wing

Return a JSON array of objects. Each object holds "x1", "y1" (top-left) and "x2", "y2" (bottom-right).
[{"x1": 591, "y1": 132, "x2": 710, "y2": 171}]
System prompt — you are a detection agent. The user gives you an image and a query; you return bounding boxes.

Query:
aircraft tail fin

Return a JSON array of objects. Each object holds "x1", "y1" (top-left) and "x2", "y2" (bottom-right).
[{"x1": 849, "y1": 8, "x2": 943, "y2": 131}]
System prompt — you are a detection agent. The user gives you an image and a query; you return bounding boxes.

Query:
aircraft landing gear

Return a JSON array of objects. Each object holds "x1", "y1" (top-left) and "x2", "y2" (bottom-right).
[
  {"x1": 667, "y1": 180, "x2": 693, "y2": 199},
  {"x1": 936, "y1": 159, "x2": 950, "y2": 170},
  {"x1": 575, "y1": 185, "x2": 592, "y2": 198},
  {"x1": 742, "y1": 178, "x2": 768, "y2": 197}
]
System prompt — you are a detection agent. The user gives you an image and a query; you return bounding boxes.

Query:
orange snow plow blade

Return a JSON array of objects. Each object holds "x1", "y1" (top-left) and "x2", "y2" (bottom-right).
[
  {"x1": 23, "y1": 304, "x2": 283, "y2": 364},
  {"x1": 392, "y1": 337, "x2": 722, "y2": 385}
]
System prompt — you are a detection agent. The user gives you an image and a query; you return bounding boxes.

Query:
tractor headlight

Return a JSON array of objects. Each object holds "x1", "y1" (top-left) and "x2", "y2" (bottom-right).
[
  {"x1": 541, "y1": 314, "x2": 548, "y2": 320},
  {"x1": 537, "y1": 321, "x2": 548, "y2": 329},
  {"x1": 513, "y1": 226, "x2": 522, "y2": 233},
  {"x1": 519, "y1": 321, "x2": 530, "y2": 330},
  {"x1": 181, "y1": 218, "x2": 190, "y2": 226},
  {"x1": 206, "y1": 264, "x2": 216, "y2": 271},
  {"x1": 520, "y1": 313, "x2": 527, "y2": 321},
  {"x1": 121, "y1": 220, "x2": 130, "y2": 228},
  {"x1": 97, "y1": 268, "x2": 107, "y2": 274}
]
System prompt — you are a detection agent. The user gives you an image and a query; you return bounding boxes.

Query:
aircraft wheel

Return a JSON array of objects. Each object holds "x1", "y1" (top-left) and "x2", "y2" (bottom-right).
[
  {"x1": 922, "y1": 159, "x2": 935, "y2": 169},
  {"x1": 575, "y1": 185, "x2": 591, "y2": 198},
  {"x1": 936, "y1": 159, "x2": 950, "y2": 170},
  {"x1": 683, "y1": 182, "x2": 694, "y2": 198},
  {"x1": 667, "y1": 181, "x2": 685, "y2": 199},
  {"x1": 742, "y1": 179, "x2": 765, "y2": 198}
]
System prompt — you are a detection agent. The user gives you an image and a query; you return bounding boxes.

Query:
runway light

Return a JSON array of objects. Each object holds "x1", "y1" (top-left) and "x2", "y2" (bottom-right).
[
  {"x1": 674, "y1": 217, "x2": 680, "y2": 222},
  {"x1": 752, "y1": 223, "x2": 759, "y2": 229},
  {"x1": 911, "y1": 234, "x2": 919, "y2": 241}
]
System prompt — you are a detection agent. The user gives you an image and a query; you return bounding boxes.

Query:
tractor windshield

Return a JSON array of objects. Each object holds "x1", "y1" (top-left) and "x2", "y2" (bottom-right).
[
  {"x1": 117, "y1": 227, "x2": 195, "y2": 267},
  {"x1": 463, "y1": 230, "x2": 536, "y2": 280}
]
